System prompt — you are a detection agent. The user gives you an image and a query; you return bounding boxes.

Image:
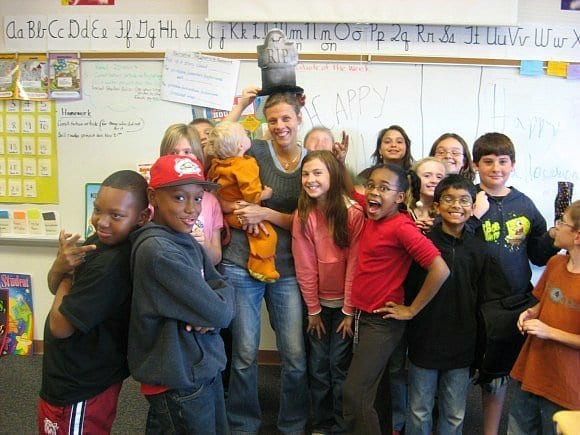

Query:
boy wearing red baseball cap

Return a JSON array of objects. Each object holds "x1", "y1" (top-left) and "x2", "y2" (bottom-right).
[{"x1": 127, "y1": 155, "x2": 235, "y2": 433}]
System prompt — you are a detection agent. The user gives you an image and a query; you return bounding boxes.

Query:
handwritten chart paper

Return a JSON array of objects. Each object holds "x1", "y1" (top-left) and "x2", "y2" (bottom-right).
[
  {"x1": 161, "y1": 51, "x2": 240, "y2": 111},
  {"x1": 0, "y1": 100, "x2": 58, "y2": 203}
]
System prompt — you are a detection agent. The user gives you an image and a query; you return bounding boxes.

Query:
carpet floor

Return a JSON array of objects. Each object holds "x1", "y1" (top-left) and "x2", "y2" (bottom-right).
[{"x1": 0, "y1": 354, "x2": 511, "y2": 434}]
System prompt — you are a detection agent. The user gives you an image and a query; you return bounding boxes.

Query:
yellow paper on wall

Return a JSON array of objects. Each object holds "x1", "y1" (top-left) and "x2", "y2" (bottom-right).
[
  {"x1": 241, "y1": 115, "x2": 262, "y2": 133},
  {"x1": 26, "y1": 208, "x2": 43, "y2": 234},
  {"x1": 546, "y1": 61, "x2": 568, "y2": 77}
]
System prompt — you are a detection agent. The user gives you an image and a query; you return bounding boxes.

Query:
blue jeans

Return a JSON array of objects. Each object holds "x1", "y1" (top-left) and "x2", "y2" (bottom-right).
[
  {"x1": 388, "y1": 336, "x2": 408, "y2": 432},
  {"x1": 144, "y1": 376, "x2": 227, "y2": 435},
  {"x1": 222, "y1": 261, "x2": 308, "y2": 434},
  {"x1": 308, "y1": 306, "x2": 353, "y2": 434},
  {"x1": 406, "y1": 362, "x2": 470, "y2": 435},
  {"x1": 507, "y1": 382, "x2": 565, "y2": 435}
]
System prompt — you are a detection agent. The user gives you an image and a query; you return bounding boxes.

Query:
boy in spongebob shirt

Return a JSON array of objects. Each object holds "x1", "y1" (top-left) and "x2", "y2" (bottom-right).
[{"x1": 471, "y1": 132, "x2": 559, "y2": 435}]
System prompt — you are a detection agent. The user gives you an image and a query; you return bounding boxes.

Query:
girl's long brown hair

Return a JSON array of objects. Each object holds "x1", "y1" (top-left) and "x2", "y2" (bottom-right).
[
  {"x1": 297, "y1": 150, "x2": 350, "y2": 248},
  {"x1": 371, "y1": 125, "x2": 415, "y2": 170}
]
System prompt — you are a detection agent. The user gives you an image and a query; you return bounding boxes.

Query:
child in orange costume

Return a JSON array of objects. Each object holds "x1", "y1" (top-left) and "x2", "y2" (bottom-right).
[{"x1": 208, "y1": 121, "x2": 279, "y2": 283}]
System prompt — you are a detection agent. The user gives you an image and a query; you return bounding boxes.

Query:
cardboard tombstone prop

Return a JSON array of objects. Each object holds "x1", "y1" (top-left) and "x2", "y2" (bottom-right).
[{"x1": 257, "y1": 29, "x2": 303, "y2": 96}]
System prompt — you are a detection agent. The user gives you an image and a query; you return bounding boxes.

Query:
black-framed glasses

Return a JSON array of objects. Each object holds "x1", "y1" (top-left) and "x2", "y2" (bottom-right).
[
  {"x1": 439, "y1": 195, "x2": 472, "y2": 207},
  {"x1": 365, "y1": 183, "x2": 399, "y2": 194}
]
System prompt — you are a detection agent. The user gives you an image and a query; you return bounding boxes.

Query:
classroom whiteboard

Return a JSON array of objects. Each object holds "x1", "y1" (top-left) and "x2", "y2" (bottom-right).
[
  {"x1": 55, "y1": 60, "x2": 191, "y2": 233},
  {"x1": 52, "y1": 59, "x2": 579, "y2": 235},
  {"x1": 291, "y1": 62, "x2": 580, "y2": 224}
]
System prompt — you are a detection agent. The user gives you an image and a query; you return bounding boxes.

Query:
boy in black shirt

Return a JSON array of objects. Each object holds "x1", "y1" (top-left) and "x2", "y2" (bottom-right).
[
  {"x1": 405, "y1": 175, "x2": 509, "y2": 435},
  {"x1": 38, "y1": 170, "x2": 149, "y2": 434}
]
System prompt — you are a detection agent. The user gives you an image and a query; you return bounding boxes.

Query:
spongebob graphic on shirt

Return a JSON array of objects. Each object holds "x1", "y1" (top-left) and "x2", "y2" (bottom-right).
[
  {"x1": 481, "y1": 215, "x2": 531, "y2": 251},
  {"x1": 504, "y1": 216, "x2": 530, "y2": 247}
]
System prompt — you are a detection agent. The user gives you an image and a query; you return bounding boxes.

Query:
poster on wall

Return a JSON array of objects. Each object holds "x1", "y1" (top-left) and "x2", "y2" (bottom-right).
[
  {"x1": 0, "y1": 55, "x2": 18, "y2": 100},
  {"x1": 0, "y1": 288, "x2": 8, "y2": 356},
  {"x1": 0, "y1": 273, "x2": 34, "y2": 357},
  {"x1": 161, "y1": 51, "x2": 240, "y2": 111},
  {"x1": 561, "y1": 0, "x2": 580, "y2": 10},
  {"x1": 85, "y1": 183, "x2": 100, "y2": 239},
  {"x1": 48, "y1": 53, "x2": 82, "y2": 100},
  {"x1": 16, "y1": 54, "x2": 49, "y2": 101},
  {"x1": 0, "y1": 99, "x2": 59, "y2": 203}
]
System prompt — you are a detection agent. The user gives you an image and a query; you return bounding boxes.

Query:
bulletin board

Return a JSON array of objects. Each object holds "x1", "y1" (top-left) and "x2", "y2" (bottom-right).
[{"x1": 0, "y1": 100, "x2": 58, "y2": 203}]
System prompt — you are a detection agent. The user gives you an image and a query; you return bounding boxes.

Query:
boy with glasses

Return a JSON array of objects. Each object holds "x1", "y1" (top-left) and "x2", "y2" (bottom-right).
[
  {"x1": 508, "y1": 200, "x2": 580, "y2": 433},
  {"x1": 404, "y1": 174, "x2": 510, "y2": 435}
]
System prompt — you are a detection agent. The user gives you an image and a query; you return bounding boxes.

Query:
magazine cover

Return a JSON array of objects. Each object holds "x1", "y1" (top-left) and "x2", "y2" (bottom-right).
[
  {"x1": 17, "y1": 54, "x2": 49, "y2": 100},
  {"x1": 0, "y1": 273, "x2": 34, "y2": 356},
  {"x1": 17, "y1": 54, "x2": 48, "y2": 100},
  {"x1": 85, "y1": 183, "x2": 100, "y2": 238},
  {"x1": 0, "y1": 54, "x2": 18, "y2": 99},
  {"x1": 48, "y1": 53, "x2": 81, "y2": 100},
  {"x1": 0, "y1": 288, "x2": 8, "y2": 356}
]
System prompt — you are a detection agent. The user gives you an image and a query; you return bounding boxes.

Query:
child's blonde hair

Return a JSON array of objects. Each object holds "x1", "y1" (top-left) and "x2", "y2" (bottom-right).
[
  {"x1": 406, "y1": 157, "x2": 448, "y2": 211},
  {"x1": 411, "y1": 156, "x2": 447, "y2": 174},
  {"x1": 159, "y1": 123, "x2": 204, "y2": 163},
  {"x1": 208, "y1": 121, "x2": 248, "y2": 159}
]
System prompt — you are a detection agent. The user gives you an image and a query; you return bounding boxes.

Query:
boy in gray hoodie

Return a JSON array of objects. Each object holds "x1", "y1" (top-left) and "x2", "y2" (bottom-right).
[{"x1": 128, "y1": 154, "x2": 234, "y2": 434}]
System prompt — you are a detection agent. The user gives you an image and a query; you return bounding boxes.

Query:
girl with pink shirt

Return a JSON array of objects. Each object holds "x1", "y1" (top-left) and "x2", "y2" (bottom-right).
[
  {"x1": 292, "y1": 150, "x2": 365, "y2": 434},
  {"x1": 159, "y1": 123, "x2": 224, "y2": 266}
]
